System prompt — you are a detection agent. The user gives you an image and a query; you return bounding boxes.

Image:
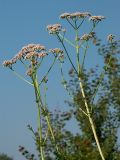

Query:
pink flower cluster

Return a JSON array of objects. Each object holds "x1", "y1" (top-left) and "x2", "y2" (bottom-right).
[{"x1": 3, "y1": 44, "x2": 47, "y2": 67}]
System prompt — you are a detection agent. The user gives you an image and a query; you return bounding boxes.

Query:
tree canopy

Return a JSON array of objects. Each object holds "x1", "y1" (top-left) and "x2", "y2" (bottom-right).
[
  {"x1": 40, "y1": 39, "x2": 120, "y2": 160},
  {"x1": 0, "y1": 153, "x2": 13, "y2": 160}
]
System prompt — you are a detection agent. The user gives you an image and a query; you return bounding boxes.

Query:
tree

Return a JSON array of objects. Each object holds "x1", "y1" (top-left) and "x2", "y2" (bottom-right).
[
  {"x1": 40, "y1": 39, "x2": 120, "y2": 160},
  {"x1": 0, "y1": 153, "x2": 13, "y2": 160}
]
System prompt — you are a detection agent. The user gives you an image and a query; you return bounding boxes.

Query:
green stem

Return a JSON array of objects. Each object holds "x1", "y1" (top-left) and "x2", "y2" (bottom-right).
[
  {"x1": 43, "y1": 96, "x2": 62, "y2": 156},
  {"x1": 37, "y1": 103, "x2": 44, "y2": 160},
  {"x1": 45, "y1": 116, "x2": 60, "y2": 153},
  {"x1": 60, "y1": 62, "x2": 88, "y2": 117},
  {"x1": 43, "y1": 129, "x2": 49, "y2": 144},
  {"x1": 79, "y1": 80, "x2": 105, "y2": 160},
  {"x1": 66, "y1": 18, "x2": 76, "y2": 29},
  {"x1": 20, "y1": 59, "x2": 29, "y2": 69},
  {"x1": 58, "y1": 33, "x2": 76, "y2": 48},
  {"x1": 92, "y1": 55, "x2": 113, "y2": 104},
  {"x1": 58, "y1": 34, "x2": 86, "y2": 50},
  {"x1": 75, "y1": 29, "x2": 81, "y2": 76},
  {"x1": 36, "y1": 57, "x2": 44, "y2": 70},
  {"x1": 81, "y1": 42, "x2": 89, "y2": 71},
  {"x1": 39, "y1": 57, "x2": 56, "y2": 86},
  {"x1": 77, "y1": 18, "x2": 85, "y2": 29},
  {"x1": 43, "y1": 82, "x2": 47, "y2": 108},
  {"x1": 57, "y1": 34, "x2": 78, "y2": 75},
  {"x1": 60, "y1": 63, "x2": 71, "y2": 96},
  {"x1": 32, "y1": 72, "x2": 62, "y2": 158},
  {"x1": 75, "y1": 29, "x2": 105, "y2": 160},
  {"x1": 43, "y1": 82, "x2": 60, "y2": 153},
  {"x1": 32, "y1": 74, "x2": 45, "y2": 160},
  {"x1": 10, "y1": 68, "x2": 33, "y2": 86},
  {"x1": 57, "y1": 34, "x2": 88, "y2": 117}
]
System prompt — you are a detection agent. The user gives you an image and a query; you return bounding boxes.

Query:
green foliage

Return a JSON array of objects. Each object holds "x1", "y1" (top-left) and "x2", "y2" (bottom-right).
[
  {"x1": 0, "y1": 153, "x2": 13, "y2": 160},
  {"x1": 41, "y1": 40, "x2": 120, "y2": 160}
]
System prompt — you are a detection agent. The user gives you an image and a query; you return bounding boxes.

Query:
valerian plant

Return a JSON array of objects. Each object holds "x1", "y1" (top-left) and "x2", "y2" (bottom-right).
[
  {"x1": 3, "y1": 44, "x2": 65, "y2": 160},
  {"x1": 3, "y1": 11, "x2": 119, "y2": 160},
  {"x1": 46, "y1": 12, "x2": 108, "y2": 160},
  {"x1": 52, "y1": 38, "x2": 120, "y2": 160}
]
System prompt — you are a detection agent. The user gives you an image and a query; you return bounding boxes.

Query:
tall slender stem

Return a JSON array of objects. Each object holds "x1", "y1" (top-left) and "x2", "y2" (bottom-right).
[
  {"x1": 75, "y1": 29, "x2": 81, "y2": 76},
  {"x1": 45, "y1": 116, "x2": 60, "y2": 153},
  {"x1": 79, "y1": 80, "x2": 105, "y2": 160},
  {"x1": 32, "y1": 71, "x2": 63, "y2": 159},
  {"x1": 32, "y1": 74, "x2": 45, "y2": 160},
  {"x1": 75, "y1": 29, "x2": 105, "y2": 160}
]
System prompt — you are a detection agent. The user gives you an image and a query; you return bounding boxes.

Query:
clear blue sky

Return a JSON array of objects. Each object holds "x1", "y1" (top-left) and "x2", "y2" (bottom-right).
[{"x1": 0, "y1": 0, "x2": 120, "y2": 159}]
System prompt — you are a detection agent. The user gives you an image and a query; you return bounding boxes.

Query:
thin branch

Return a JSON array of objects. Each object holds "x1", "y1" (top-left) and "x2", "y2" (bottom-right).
[
  {"x1": 58, "y1": 33, "x2": 75, "y2": 48},
  {"x1": 57, "y1": 34, "x2": 78, "y2": 75},
  {"x1": 60, "y1": 63, "x2": 88, "y2": 117},
  {"x1": 10, "y1": 68, "x2": 33, "y2": 86},
  {"x1": 36, "y1": 57, "x2": 44, "y2": 70},
  {"x1": 81, "y1": 43, "x2": 89, "y2": 71},
  {"x1": 77, "y1": 18, "x2": 85, "y2": 29},
  {"x1": 92, "y1": 55, "x2": 113, "y2": 103},
  {"x1": 39, "y1": 57, "x2": 56, "y2": 86},
  {"x1": 20, "y1": 59, "x2": 29, "y2": 69},
  {"x1": 66, "y1": 18, "x2": 76, "y2": 29}
]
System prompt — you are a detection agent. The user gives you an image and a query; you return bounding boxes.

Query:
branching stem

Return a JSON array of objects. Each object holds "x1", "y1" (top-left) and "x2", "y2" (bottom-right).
[
  {"x1": 32, "y1": 71, "x2": 62, "y2": 159},
  {"x1": 10, "y1": 68, "x2": 33, "y2": 86},
  {"x1": 75, "y1": 29, "x2": 105, "y2": 160}
]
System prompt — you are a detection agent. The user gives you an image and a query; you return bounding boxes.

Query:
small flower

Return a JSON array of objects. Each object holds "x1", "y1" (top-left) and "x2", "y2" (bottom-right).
[
  {"x1": 49, "y1": 48, "x2": 64, "y2": 62},
  {"x1": 2, "y1": 60, "x2": 13, "y2": 67},
  {"x1": 33, "y1": 44, "x2": 45, "y2": 51},
  {"x1": 22, "y1": 44, "x2": 45, "y2": 54},
  {"x1": 107, "y1": 34, "x2": 115, "y2": 42},
  {"x1": 89, "y1": 15, "x2": 105, "y2": 22},
  {"x1": 70, "y1": 12, "x2": 91, "y2": 19},
  {"x1": 82, "y1": 12, "x2": 91, "y2": 17},
  {"x1": 22, "y1": 44, "x2": 46, "y2": 61},
  {"x1": 24, "y1": 52, "x2": 37, "y2": 59},
  {"x1": 60, "y1": 12, "x2": 71, "y2": 19},
  {"x1": 78, "y1": 33, "x2": 96, "y2": 42},
  {"x1": 49, "y1": 48, "x2": 63, "y2": 54},
  {"x1": 19, "y1": 44, "x2": 46, "y2": 59},
  {"x1": 21, "y1": 44, "x2": 35, "y2": 53},
  {"x1": 13, "y1": 51, "x2": 24, "y2": 61},
  {"x1": 21, "y1": 44, "x2": 45, "y2": 55},
  {"x1": 80, "y1": 33, "x2": 93, "y2": 41},
  {"x1": 60, "y1": 12, "x2": 91, "y2": 19},
  {"x1": 3, "y1": 44, "x2": 47, "y2": 70},
  {"x1": 37, "y1": 52, "x2": 48, "y2": 58},
  {"x1": 47, "y1": 24, "x2": 62, "y2": 34}
]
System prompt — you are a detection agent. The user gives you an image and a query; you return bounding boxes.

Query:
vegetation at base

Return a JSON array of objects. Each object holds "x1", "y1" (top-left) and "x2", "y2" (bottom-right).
[
  {"x1": 0, "y1": 153, "x2": 13, "y2": 160},
  {"x1": 41, "y1": 40, "x2": 120, "y2": 160}
]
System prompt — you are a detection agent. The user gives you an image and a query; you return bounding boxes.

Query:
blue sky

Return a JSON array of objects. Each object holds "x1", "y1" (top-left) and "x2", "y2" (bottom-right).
[{"x1": 0, "y1": 0, "x2": 120, "y2": 159}]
